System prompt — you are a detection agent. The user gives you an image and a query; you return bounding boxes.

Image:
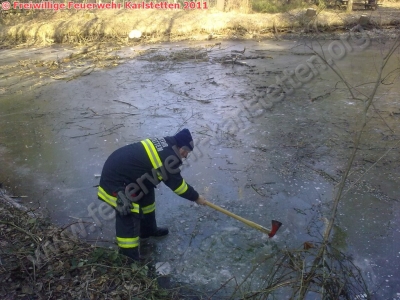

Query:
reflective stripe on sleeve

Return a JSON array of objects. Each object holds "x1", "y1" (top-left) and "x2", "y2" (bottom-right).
[
  {"x1": 116, "y1": 236, "x2": 139, "y2": 249},
  {"x1": 174, "y1": 180, "x2": 188, "y2": 195}
]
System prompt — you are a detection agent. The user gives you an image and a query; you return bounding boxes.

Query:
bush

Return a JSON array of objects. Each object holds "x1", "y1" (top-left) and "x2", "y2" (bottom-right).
[{"x1": 251, "y1": 0, "x2": 310, "y2": 13}]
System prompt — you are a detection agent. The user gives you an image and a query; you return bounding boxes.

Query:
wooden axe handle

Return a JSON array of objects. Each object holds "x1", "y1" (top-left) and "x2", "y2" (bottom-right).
[{"x1": 204, "y1": 200, "x2": 271, "y2": 235}]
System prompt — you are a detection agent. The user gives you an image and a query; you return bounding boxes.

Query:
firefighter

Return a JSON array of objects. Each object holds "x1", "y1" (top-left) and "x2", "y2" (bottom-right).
[{"x1": 97, "y1": 128, "x2": 207, "y2": 261}]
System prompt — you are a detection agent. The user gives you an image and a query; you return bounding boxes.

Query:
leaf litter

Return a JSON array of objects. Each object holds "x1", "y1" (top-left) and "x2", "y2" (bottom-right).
[{"x1": 0, "y1": 190, "x2": 179, "y2": 300}]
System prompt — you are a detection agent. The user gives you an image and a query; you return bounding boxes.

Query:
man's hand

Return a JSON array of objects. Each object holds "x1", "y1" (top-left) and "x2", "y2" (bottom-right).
[{"x1": 195, "y1": 195, "x2": 207, "y2": 206}]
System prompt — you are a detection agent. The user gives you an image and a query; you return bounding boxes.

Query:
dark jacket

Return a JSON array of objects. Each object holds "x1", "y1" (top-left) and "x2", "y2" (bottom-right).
[{"x1": 99, "y1": 136, "x2": 199, "y2": 203}]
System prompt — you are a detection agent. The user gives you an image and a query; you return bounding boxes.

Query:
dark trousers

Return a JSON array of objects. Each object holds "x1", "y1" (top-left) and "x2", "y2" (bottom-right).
[{"x1": 116, "y1": 188, "x2": 157, "y2": 260}]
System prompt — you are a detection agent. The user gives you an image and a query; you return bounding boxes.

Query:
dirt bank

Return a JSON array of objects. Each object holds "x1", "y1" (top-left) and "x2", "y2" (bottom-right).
[
  {"x1": 0, "y1": 190, "x2": 183, "y2": 300},
  {"x1": 1, "y1": 2, "x2": 400, "y2": 48}
]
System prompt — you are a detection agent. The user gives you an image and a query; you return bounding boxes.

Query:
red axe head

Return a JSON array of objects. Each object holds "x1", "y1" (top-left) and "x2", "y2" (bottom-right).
[{"x1": 268, "y1": 220, "x2": 283, "y2": 238}]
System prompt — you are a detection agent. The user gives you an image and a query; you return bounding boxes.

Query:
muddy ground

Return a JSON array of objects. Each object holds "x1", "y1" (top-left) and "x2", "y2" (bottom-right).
[{"x1": 1, "y1": 21, "x2": 400, "y2": 300}]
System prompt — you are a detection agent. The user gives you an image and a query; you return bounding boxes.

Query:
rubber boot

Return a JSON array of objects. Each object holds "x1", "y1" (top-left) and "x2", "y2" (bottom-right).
[
  {"x1": 140, "y1": 211, "x2": 169, "y2": 238},
  {"x1": 140, "y1": 227, "x2": 169, "y2": 239},
  {"x1": 119, "y1": 247, "x2": 142, "y2": 261}
]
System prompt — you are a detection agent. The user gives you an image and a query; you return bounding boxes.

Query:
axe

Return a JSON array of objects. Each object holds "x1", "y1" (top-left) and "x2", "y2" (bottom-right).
[{"x1": 204, "y1": 201, "x2": 282, "y2": 238}]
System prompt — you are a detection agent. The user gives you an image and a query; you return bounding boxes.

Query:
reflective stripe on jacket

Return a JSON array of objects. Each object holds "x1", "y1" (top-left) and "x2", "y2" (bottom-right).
[
  {"x1": 98, "y1": 136, "x2": 199, "y2": 204},
  {"x1": 97, "y1": 186, "x2": 140, "y2": 214}
]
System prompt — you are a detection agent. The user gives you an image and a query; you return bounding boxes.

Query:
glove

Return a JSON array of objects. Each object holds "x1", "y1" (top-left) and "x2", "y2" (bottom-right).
[{"x1": 115, "y1": 191, "x2": 132, "y2": 216}]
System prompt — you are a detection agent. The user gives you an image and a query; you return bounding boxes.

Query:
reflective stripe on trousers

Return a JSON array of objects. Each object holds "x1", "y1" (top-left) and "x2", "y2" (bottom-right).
[
  {"x1": 116, "y1": 236, "x2": 139, "y2": 249},
  {"x1": 141, "y1": 202, "x2": 155, "y2": 214}
]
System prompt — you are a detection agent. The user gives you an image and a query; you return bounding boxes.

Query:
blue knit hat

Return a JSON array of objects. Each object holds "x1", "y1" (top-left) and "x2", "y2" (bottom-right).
[{"x1": 174, "y1": 128, "x2": 194, "y2": 151}]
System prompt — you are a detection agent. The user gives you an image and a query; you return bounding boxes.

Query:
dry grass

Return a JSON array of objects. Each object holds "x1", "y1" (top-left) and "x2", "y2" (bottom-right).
[
  {"x1": 0, "y1": 190, "x2": 178, "y2": 299},
  {"x1": 1, "y1": 3, "x2": 399, "y2": 47}
]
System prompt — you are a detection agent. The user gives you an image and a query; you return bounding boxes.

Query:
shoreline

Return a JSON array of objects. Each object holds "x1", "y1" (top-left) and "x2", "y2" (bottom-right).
[{"x1": 1, "y1": 3, "x2": 399, "y2": 49}]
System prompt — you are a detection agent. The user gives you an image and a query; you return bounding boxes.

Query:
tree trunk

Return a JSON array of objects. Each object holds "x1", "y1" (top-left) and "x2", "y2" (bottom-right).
[{"x1": 347, "y1": 0, "x2": 353, "y2": 12}]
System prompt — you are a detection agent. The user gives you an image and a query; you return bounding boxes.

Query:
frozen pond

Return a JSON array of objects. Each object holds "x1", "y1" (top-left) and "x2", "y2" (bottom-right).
[{"x1": 1, "y1": 33, "x2": 399, "y2": 299}]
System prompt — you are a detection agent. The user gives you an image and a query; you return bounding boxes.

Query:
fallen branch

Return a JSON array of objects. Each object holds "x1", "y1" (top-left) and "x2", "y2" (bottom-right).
[
  {"x1": 112, "y1": 100, "x2": 137, "y2": 108},
  {"x1": 0, "y1": 221, "x2": 41, "y2": 245},
  {"x1": 69, "y1": 124, "x2": 124, "y2": 138}
]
